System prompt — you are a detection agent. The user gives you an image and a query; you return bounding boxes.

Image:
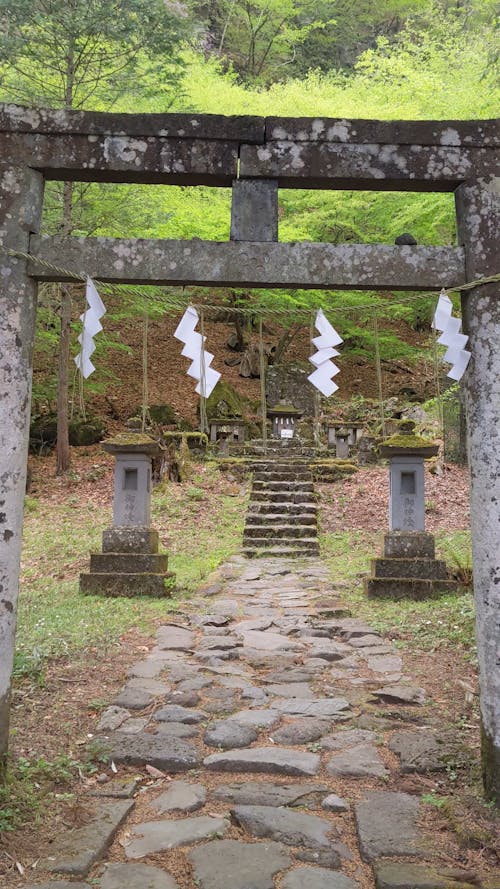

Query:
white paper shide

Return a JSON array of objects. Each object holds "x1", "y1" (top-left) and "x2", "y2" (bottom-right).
[
  {"x1": 74, "y1": 277, "x2": 106, "y2": 378},
  {"x1": 308, "y1": 308, "x2": 343, "y2": 397},
  {"x1": 174, "y1": 305, "x2": 221, "y2": 398},
  {"x1": 432, "y1": 289, "x2": 471, "y2": 381}
]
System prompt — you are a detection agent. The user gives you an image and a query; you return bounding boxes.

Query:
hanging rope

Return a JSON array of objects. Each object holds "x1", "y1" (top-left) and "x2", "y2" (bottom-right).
[
  {"x1": 258, "y1": 318, "x2": 268, "y2": 453},
  {"x1": 432, "y1": 325, "x2": 445, "y2": 440},
  {"x1": 5, "y1": 246, "x2": 499, "y2": 322},
  {"x1": 373, "y1": 315, "x2": 386, "y2": 439},
  {"x1": 141, "y1": 311, "x2": 150, "y2": 432},
  {"x1": 199, "y1": 308, "x2": 208, "y2": 435}
]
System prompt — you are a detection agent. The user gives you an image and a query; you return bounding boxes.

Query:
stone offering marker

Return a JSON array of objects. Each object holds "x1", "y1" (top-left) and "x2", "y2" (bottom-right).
[
  {"x1": 80, "y1": 433, "x2": 175, "y2": 597},
  {"x1": 364, "y1": 421, "x2": 456, "y2": 599}
]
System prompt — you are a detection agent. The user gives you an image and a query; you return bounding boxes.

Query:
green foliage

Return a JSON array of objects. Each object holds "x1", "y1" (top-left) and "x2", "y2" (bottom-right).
[
  {"x1": 0, "y1": 752, "x2": 98, "y2": 832},
  {"x1": 0, "y1": 0, "x2": 188, "y2": 109}
]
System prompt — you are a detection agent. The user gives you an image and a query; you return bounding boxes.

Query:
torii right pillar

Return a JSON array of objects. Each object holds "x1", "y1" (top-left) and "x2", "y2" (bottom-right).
[{"x1": 456, "y1": 174, "x2": 500, "y2": 804}]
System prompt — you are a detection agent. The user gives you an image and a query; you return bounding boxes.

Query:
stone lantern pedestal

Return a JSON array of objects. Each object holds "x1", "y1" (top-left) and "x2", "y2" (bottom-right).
[
  {"x1": 364, "y1": 423, "x2": 457, "y2": 599},
  {"x1": 80, "y1": 433, "x2": 175, "y2": 598}
]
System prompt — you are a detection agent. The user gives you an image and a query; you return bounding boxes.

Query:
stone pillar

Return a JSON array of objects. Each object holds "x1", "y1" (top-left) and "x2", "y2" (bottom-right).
[
  {"x1": 230, "y1": 179, "x2": 278, "y2": 242},
  {"x1": 335, "y1": 432, "x2": 350, "y2": 460},
  {"x1": 388, "y1": 456, "x2": 425, "y2": 532},
  {"x1": 0, "y1": 165, "x2": 44, "y2": 766},
  {"x1": 80, "y1": 434, "x2": 174, "y2": 598},
  {"x1": 455, "y1": 175, "x2": 500, "y2": 804}
]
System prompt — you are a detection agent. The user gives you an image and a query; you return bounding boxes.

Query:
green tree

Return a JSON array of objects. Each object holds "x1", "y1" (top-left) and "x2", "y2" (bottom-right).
[{"x1": 0, "y1": 0, "x2": 188, "y2": 472}]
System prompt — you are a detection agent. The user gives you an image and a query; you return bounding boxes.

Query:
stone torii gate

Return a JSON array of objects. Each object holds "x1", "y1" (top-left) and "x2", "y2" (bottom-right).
[{"x1": 0, "y1": 106, "x2": 498, "y2": 799}]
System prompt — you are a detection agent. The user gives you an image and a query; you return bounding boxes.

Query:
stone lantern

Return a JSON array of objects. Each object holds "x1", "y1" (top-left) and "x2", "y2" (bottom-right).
[
  {"x1": 267, "y1": 399, "x2": 302, "y2": 440},
  {"x1": 364, "y1": 421, "x2": 457, "y2": 599},
  {"x1": 80, "y1": 433, "x2": 174, "y2": 597},
  {"x1": 380, "y1": 420, "x2": 439, "y2": 532}
]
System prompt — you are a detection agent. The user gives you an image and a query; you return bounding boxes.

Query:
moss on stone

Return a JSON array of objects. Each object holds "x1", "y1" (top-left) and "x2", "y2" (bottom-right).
[
  {"x1": 382, "y1": 433, "x2": 436, "y2": 449},
  {"x1": 104, "y1": 432, "x2": 157, "y2": 447}
]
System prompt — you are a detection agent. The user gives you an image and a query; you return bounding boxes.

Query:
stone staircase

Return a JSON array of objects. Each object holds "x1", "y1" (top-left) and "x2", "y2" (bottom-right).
[{"x1": 243, "y1": 456, "x2": 319, "y2": 558}]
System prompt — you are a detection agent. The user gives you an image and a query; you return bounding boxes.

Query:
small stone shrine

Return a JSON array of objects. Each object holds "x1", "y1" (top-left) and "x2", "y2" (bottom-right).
[
  {"x1": 326, "y1": 421, "x2": 363, "y2": 456},
  {"x1": 209, "y1": 417, "x2": 246, "y2": 450},
  {"x1": 80, "y1": 433, "x2": 175, "y2": 597},
  {"x1": 267, "y1": 399, "x2": 302, "y2": 439},
  {"x1": 364, "y1": 421, "x2": 456, "y2": 598}
]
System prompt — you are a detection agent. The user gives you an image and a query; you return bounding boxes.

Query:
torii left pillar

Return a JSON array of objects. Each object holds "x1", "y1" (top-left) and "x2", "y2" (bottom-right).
[{"x1": 0, "y1": 165, "x2": 44, "y2": 769}]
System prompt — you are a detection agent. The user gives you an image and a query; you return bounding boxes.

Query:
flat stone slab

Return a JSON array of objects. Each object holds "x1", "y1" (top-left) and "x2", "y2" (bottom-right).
[
  {"x1": 127, "y1": 677, "x2": 171, "y2": 695},
  {"x1": 240, "y1": 630, "x2": 303, "y2": 651},
  {"x1": 153, "y1": 721, "x2": 198, "y2": 738},
  {"x1": 90, "y1": 777, "x2": 139, "y2": 799},
  {"x1": 373, "y1": 684, "x2": 427, "y2": 704},
  {"x1": 355, "y1": 791, "x2": 425, "y2": 861},
  {"x1": 188, "y1": 839, "x2": 291, "y2": 889},
  {"x1": 97, "y1": 706, "x2": 130, "y2": 732},
  {"x1": 274, "y1": 698, "x2": 350, "y2": 717},
  {"x1": 211, "y1": 781, "x2": 328, "y2": 808},
  {"x1": 321, "y1": 729, "x2": 377, "y2": 750},
  {"x1": 98, "y1": 733, "x2": 201, "y2": 771},
  {"x1": 153, "y1": 705, "x2": 207, "y2": 724},
  {"x1": 112, "y1": 686, "x2": 154, "y2": 710},
  {"x1": 156, "y1": 625, "x2": 194, "y2": 651},
  {"x1": 322, "y1": 794, "x2": 350, "y2": 813},
  {"x1": 205, "y1": 720, "x2": 258, "y2": 748},
  {"x1": 119, "y1": 717, "x2": 150, "y2": 734},
  {"x1": 125, "y1": 815, "x2": 229, "y2": 858},
  {"x1": 326, "y1": 744, "x2": 389, "y2": 778},
  {"x1": 271, "y1": 719, "x2": 331, "y2": 746},
  {"x1": 282, "y1": 869, "x2": 359, "y2": 889},
  {"x1": 232, "y1": 805, "x2": 336, "y2": 849},
  {"x1": 204, "y1": 746, "x2": 320, "y2": 776},
  {"x1": 24, "y1": 884, "x2": 91, "y2": 889},
  {"x1": 228, "y1": 709, "x2": 280, "y2": 728},
  {"x1": 44, "y1": 800, "x2": 134, "y2": 876},
  {"x1": 374, "y1": 862, "x2": 479, "y2": 889},
  {"x1": 266, "y1": 683, "x2": 313, "y2": 698},
  {"x1": 389, "y1": 730, "x2": 452, "y2": 772},
  {"x1": 366, "y1": 655, "x2": 403, "y2": 674},
  {"x1": 150, "y1": 781, "x2": 206, "y2": 814},
  {"x1": 100, "y1": 863, "x2": 180, "y2": 889}
]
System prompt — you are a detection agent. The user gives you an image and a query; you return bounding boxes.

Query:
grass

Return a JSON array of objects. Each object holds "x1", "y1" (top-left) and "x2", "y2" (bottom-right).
[
  {"x1": 16, "y1": 461, "x2": 247, "y2": 677},
  {"x1": 320, "y1": 528, "x2": 476, "y2": 659}
]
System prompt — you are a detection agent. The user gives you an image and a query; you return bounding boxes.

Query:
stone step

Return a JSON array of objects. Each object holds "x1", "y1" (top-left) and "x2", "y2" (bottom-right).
[
  {"x1": 251, "y1": 460, "x2": 311, "y2": 471},
  {"x1": 248, "y1": 501, "x2": 318, "y2": 515},
  {"x1": 243, "y1": 536, "x2": 319, "y2": 551},
  {"x1": 364, "y1": 576, "x2": 459, "y2": 600},
  {"x1": 244, "y1": 524, "x2": 317, "y2": 539},
  {"x1": 371, "y1": 557, "x2": 448, "y2": 580},
  {"x1": 250, "y1": 490, "x2": 317, "y2": 504},
  {"x1": 246, "y1": 512, "x2": 317, "y2": 527},
  {"x1": 80, "y1": 572, "x2": 175, "y2": 598},
  {"x1": 243, "y1": 545, "x2": 320, "y2": 558},
  {"x1": 252, "y1": 470, "x2": 312, "y2": 482},
  {"x1": 90, "y1": 552, "x2": 169, "y2": 573},
  {"x1": 252, "y1": 480, "x2": 314, "y2": 492}
]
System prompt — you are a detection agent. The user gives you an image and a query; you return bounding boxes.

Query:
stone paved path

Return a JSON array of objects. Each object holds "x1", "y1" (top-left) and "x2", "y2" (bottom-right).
[{"x1": 26, "y1": 557, "x2": 499, "y2": 889}]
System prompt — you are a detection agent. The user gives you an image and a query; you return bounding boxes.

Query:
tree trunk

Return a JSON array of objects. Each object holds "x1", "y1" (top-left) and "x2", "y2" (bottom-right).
[
  {"x1": 55, "y1": 50, "x2": 75, "y2": 475},
  {"x1": 0, "y1": 166, "x2": 44, "y2": 772},
  {"x1": 55, "y1": 283, "x2": 72, "y2": 475}
]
